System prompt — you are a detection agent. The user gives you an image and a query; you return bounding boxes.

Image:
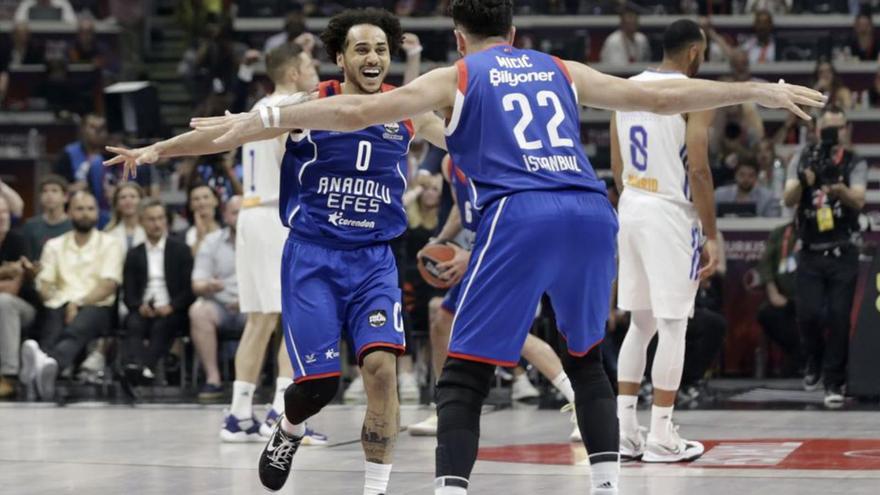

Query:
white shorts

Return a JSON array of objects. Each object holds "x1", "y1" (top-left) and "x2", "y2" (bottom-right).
[
  {"x1": 617, "y1": 191, "x2": 701, "y2": 320},
  {"x1": 236, "y1": 205, "x2": 288, "y2": 314}
]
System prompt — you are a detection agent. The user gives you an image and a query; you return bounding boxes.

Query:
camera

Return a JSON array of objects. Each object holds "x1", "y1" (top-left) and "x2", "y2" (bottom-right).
[{"x1": 800, "y1": 126, "x2": 844, "y2": 187}]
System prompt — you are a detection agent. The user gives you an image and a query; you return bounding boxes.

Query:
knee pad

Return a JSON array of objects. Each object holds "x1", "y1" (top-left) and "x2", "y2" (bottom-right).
[
  {"x1": 562, "y1": 346, "x2": 614, "y2": 402},
  {"x1": 284, "y1": 375, "x2": 340, "y2": 424},
  {"x1": 435, "y1": 358, "x2": 494, "y2": 420}
]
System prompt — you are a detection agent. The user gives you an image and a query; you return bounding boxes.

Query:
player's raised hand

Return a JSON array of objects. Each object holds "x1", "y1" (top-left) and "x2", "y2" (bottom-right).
[
  {"x1": 190, "y1": 111, "x2": 261, "y2": 148},
  {"x1": 104, "y1": 145, "x2": 160, "y2": 180},
  {"x1": 697, "y1": 238, "x2": 720, "y2": 281},
  {"x1": 754, "y1": 80, "x2": 826, "y2": 120}
]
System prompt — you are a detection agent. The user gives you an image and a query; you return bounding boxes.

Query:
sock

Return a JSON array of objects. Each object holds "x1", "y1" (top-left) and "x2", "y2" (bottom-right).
[
  {"x1": 435, "y1": 476, "x2": 468, "y2": 495},
  {"x1": 617, "y1": 394, "x2": 639, "y2": 435},
  {"x1": 552, "y1": 372, "x2": 575, "y2": 404},
  {"x1": 650, "y1": 405, "x2": 674, "y2": 442},
  {"x1": 230, "y1": 381, "x2": 256, "y2": 419},
  {"x1": 273, "y1": 376, "x2": 293, "y2": 413},
  {"x1": 363, "y1": 461, "x2": 392, "y2": 495},
  {"x1": 590, "y1": 461, "x2": 620, "y2": 490},
  {"x1": 280, "y1": 416, "x2": 306, "y2": 438}
]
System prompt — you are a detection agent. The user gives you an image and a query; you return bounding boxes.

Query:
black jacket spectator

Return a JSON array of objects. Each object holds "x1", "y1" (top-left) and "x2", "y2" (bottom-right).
[{"x1": 123, "y1": 237, "x2": 194, "y2": 314}]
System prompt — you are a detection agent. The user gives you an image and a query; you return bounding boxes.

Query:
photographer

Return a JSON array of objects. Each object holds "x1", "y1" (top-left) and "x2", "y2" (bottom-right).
[{"x1": 783, "y1": 105, "x2": 866, "y2": 406}]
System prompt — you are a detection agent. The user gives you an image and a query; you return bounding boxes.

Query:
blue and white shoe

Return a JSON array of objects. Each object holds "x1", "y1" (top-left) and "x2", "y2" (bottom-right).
[
  {"x1": 219, "y1": 410, "x2": 263, "y2": 443},
  {"x1": 260, "y1": 407, "x2": 328, "y2": 446}
]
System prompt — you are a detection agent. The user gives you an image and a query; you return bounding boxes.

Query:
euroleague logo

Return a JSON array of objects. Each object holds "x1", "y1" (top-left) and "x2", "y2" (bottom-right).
[
  {"x1": 368, "y1": 310, "x2": 387, "y2": 328},
  {"x1": 383, "y1": 122, "x2": 403, "y2": 141}
]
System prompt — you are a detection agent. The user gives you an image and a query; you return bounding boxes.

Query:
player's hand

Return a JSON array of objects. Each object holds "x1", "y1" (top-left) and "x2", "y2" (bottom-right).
[
  {"x1": 104, "y1": 145, "x2": 160, "y2": 180},
  {"x1": 191, "y1": 111, "x2": 262, "y2": 148},
  {"x1": 402, "y1": 32, "x2": 422, "y2": 57},
  {"x1": 435, "y1": 243, "x2": 470, "y2": 286},
  {"x1": 755, "y1": 80, "x2": 826, "y2": 121},
  {"x1": 697, "y1": 238, "x2": 720, "y2": 281}
]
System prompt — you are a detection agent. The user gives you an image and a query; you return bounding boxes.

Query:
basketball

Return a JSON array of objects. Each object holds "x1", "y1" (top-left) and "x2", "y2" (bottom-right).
[{"x1": 417, "y1": 243, "x2": 457, "y2": 288}]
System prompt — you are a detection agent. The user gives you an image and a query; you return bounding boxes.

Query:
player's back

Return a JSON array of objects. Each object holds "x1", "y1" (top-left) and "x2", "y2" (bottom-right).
[
  {"x1": 445, "y1": 45, "x2": 605, "y2": 209},
  {"x1": 615, "y1": 70, "x2": 693, "y2": 208},
  {"x1": 242, "y1": 92, "x2": 301, "y2": 205}
]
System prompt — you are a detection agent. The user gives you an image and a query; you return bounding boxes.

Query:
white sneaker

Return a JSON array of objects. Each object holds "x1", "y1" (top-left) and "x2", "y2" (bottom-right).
[
  {"x1": 408, "y1": 413, "x2": 438, "y2": 437},
  {"x1": 79, "y1": 348, "x2": 106, "y2": 372},
  {"x1": 560, "y1": 403, "x2": 581, "y2": 442},
  {"x1": 35, "y1": 352, "x2": 58, "y2": 401},
  {"x1": 398, "y1": 371, "x2": 419, "y2": 403},
  {"x1": 343, "y1": 375, "x2": 366, "y2": 404},
  {"x1": 19, "y1": 340, "x2": 39, "y2": 386},
  {"x1": 591, "y1": 481, "x2": 618, "y2": 495},
  {"x1": 620, "y1": 426, "x2": 647, "y2": 460},
  {"x1": 511, "y1": 373, "x2": 540, "y2": 401},
  {"x1": 642, "y1": 423, "x2": 704, "y2": 463}
]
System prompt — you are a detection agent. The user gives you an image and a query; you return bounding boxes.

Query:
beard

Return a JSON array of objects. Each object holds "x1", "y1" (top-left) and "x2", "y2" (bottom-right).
[{"x1": 72, "y1": 217, "x2": 96, "y2": 233}]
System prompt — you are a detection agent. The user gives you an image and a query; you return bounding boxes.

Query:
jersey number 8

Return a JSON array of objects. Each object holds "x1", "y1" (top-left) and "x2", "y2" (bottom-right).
[
  {"x1": 502, "y1": 91, "x2": 574, "y2": 150},
  {"x1": 629, "y1": 125, "x2": 648, "y2": 171}
]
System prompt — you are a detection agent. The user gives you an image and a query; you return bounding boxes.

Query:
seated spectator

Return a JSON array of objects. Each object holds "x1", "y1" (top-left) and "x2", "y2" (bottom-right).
[
  {"x1": 0, "y1": 195, "x2": 36, "y2": 398},
  {"x1": 744, "y1": 0, "x2": 790, "y2": 14},
  {"x1": 844, "y1": 10, "x2": 878, "y2": 61},
  {"x1": 10, "y1": 21, "x2": 46, "y2": 66},
  {"x1": 104, "y1": 182, "x2": 146, "y2": 250},
  {"x1": 181, "y1": 183, "x2": 221, "y2": 255},
  {"x1": 122, "y1": 199, "x2": 194, "y2": 385},
  {"x1": 757, "y1": 220, "x2": 802, "y2": 376},
  {"x1": 813, "y1": 58, "x2": 853, "y2": 110},
  {"x1": 740, "y1": 10, "x2": 777, "y2": 64},
  {"x1": 20, "y1": 191, "x2": 124, "y2": 400},
  {"x1": 186, "y1": 152, "x2": 242, "y2": 203},
  {"x1": 68, "y1": 16, "x2": 116, "y2": 77},
  {"x1": 0, "y1": 176, "x2": 24, "y2": 220},
  {"x1": 53, "y1": 114, "x2": 153, "y2": 227},
  {"x1": 599, "y1": 6, "x2": 650, "y2": 65},
  {"x1": 14, "y1": 0, "x2": 77, "y2": 23},
  {"x1": 755, "y1": 137, "x2": 784, "y2": 191},
  {"x1": 189, "y1": 196, "x2": 244, "y2": 402},
  {"x1": 711, "y1": 103, "x2": 765, "y2": 185},
  {"x1": 22, "y1": 175, "x2": 72, "y2": 261},
  {"x1": 715, "y1": 160, "x2": 781, "y2": 217}
]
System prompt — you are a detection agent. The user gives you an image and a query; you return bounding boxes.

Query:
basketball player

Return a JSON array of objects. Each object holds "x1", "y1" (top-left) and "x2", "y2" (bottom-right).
[
  {"x1": 107, "y1": 9, "x2": 449, "y2": 495},
  {"x1": 409, "y1": 155, "x2": 580, "y2": 442},
  {"x1": 189, "y1": 2, "x2": 822, "y2": 492},
  {"x1": 218, "y1": 42, "x2": 327, "y2": 444},
  {"x1": 612, "y1": 20, "x2": 718, "y2": 463}
]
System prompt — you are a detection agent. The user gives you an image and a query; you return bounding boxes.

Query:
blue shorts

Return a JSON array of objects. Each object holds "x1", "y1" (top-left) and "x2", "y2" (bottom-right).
[
  {"x1": 281, "y1": 238, "x2": 405, "y2": 383},
  {"x1": 440, "y1": 282, "x2": 462, "y2": 314},
  {"x1": 449, "y1": 190, "x2": 618, "y2": 367}
]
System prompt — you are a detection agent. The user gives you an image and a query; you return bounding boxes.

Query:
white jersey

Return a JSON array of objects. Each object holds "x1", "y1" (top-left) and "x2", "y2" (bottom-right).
[
  {"x1": 242, "y1": 91, "x2": 307, "y2": 205},
  {"x1": 615, "y1": 70, "x2": 693, "y2": 210}
]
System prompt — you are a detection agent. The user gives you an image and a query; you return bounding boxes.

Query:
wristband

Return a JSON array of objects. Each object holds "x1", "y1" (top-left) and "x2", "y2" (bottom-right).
[
  {"x1": 258, "y1": 106, "x2": 271, "y2": 128},
  {"x1": 259, "y1": 106, "x2": 283, "y2": 128}
]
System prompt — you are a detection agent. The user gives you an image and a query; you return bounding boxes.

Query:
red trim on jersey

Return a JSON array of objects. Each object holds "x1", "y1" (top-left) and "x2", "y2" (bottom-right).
[
  {"x1": 357, "y1": 342, "x2": 406, "y2": 363},
  {"x1": 294, "y1": 371, "x2": 342, "y2": 384},
  {"x1": 447, "y1": 351, "x2": 518, "y2": 368},
  {"x1": 451, "y1": 160, "x2": 467, "y2": 183},
  {"x1": 566, "y1": 338, "x2": 604, "y2": 358},
  {"x1": 551, "y1": 56, "x2": 573, "y2": 84},
  {"x1": 317, "y1": 80, "x2": 342, "y2": 98},
  {"x1": 455, "y1": 59, "x2": 468, "y2": 93},
  {"x1": 378, "y1": 83, "x2": 414, "y2": 137}
]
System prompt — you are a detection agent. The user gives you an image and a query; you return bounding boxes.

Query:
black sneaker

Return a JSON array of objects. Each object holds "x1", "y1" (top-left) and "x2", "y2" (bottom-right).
[
  {"x1": 258, "y1": 421, "x2": 302, "y2": 491},
  {"x1": 802, "y1": 365, "x2": 821, "y2": 391}
]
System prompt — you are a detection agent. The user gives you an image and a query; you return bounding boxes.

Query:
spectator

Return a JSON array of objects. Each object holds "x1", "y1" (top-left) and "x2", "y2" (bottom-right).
[
  {"x1": 184, "y1": 151, "x2": 243, "y2": 203},
  {"x1": 0, "y1": 195, "x2": 36, "y2": 398},
  {"x1": 21, "y1": 191, "x2": 124, "y2": 400},
  {"x1": 599, "y1": 6, "x2": 651, "y2": 65},
  {"x1": 715, "y1": 160, "x2": 781, "y2": 217},
  {"x1": 14, "y1": 0, "x2": 76, "y2": 23},
  {"x1": 740, "y1": 10, "x2": 777, "y2": 64},
  {"x1": 181, "y1": 183, "x2": 221, "y2": 255},
  {"x1": 744, "y1": 0, "x2": 791, "y2": 14},
  {"x1": 189, "y1": 196, "x2": 244, "y2": 402},
  {"x1": 68, "y1": 16, "x2": 116, "y2": 77},
  {"x1": 845, "y1": 10, "x2": 879, "y2": 61},
  {"x1": 710, "y1": 102, "x2": 765, "y2": 185},
  {"x1": 755, "y1": 138, "x2": 782, "y2": 190},
  {"x1": 264, "y1": 10, "x2": 315, "y2": 56},
  {"x1": 867, "y1": 66, "x2": 880, "y2": 107},
  {"x1": 813, "y1": 59, "x2": 854, "y2": 110},
  {"x1": 178, "y1": 13, "x2": 246, "y2": 107},
  {"x1": 104, "y1": 182, "x2": 146, "y2": 250},
  {"x1": 728, "y1": 49, "x2": 754, "y2": 82},
  {"x1": 108, "y1": 0, "x2": 146, "y2": 79},
  {"x1": 757, "y1": 220, "x2": 802, "y2": 375},
  {"x1": 122, "y1": 198, "x2": 194, "y2": 385},
  {"x1": 21, "y1": 175, "x2": 72, "y2": 261},
  {"x1": 0, "y1": 176, "x2": 24, "y2": 220},
  {"x1": 10, "y1": 21, "x2": 46, "y2": 66}
]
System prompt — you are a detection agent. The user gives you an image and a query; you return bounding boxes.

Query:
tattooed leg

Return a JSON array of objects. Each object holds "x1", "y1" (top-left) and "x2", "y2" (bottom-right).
[{"x1": 360, "y1": 350, "x2": 400, "y2": 464}]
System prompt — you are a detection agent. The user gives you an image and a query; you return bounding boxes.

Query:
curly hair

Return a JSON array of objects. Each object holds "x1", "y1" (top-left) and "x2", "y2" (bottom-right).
[
  {"x1": 450, "y1": 0, "x2": 513, "y2": 38},
  {"x1": 320, "y1": 8, "x2": 403, "y2": 61}
]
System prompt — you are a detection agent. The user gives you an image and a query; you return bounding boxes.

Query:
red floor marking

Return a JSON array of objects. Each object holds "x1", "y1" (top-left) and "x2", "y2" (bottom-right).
[{"x1": 478, "y1": 439, "x2": 880, "y2": 470}]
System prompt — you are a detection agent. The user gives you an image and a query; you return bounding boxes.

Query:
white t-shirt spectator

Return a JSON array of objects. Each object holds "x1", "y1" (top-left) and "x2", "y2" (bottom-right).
[
  {"x1": 600, "y1": 30, "x2": 651, "y2": 65},
  {"x1": 741, "y1": 36, "x2": 776, "y2": 64},
  {"x1": 14, "y1": 0, "x2": 77, "y2": 23}
]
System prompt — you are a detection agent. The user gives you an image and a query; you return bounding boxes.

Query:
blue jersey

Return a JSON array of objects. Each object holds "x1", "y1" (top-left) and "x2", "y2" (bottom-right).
[
  {"x1": 280, "y1": 80, "x2": 414, "y2": 249},
  {"x1": 445, "y1": 45, "x2": 605, "y2": 209},
  {"x1": 447, "y1": 159, "x2": 480, "y2": 232}
]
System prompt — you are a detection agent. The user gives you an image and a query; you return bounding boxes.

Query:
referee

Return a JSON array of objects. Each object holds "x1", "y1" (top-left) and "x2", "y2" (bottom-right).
[{"x1": 783, "y1": 105, "x2": 866, "y2": 407}]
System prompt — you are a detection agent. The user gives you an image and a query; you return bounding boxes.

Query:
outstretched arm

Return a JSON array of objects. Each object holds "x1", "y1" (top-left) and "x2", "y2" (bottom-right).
[
  {"x1": 192, "y1": 67, "x2": 458, "y2": 146},
  {"x1": 563, "y1": 60, "x2": 824, "y2": 119}
]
